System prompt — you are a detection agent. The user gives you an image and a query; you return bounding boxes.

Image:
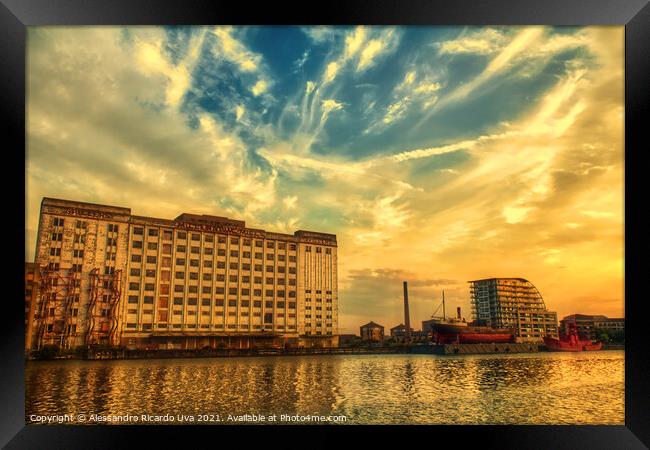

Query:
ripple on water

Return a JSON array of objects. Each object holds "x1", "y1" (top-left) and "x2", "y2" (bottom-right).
[{"x1": 25, "y1": 351, "x2": 624, "y2": 425}]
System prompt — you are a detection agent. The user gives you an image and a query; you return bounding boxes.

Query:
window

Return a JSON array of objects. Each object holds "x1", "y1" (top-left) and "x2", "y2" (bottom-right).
[
  {"x1": 175, "y1": 285, "x2": 184, "y2": 293},
  {"x1": 255, "y1": 240, "x2": 263, "y2": 247},
  {"x1": 191, "y1": 246, "x2": 200, "y2": 254},
  {"x1": 277, "y1": 291, "x2": 285, "y2": 298},
  {"x1": 216, "y1": 274, "x2": 225, "y2": 282},
  {"x1": 266, "y1": 241, "x2": 274, "y2": 249},
  {"x1": 243, "y1": 239, "x2": 251, "y2": 246},
  {"x1": 228, "y1": 299, "x2": 237, "y2": 307},
  {"x1": 230, "y1": 250, "x2": 239, "y2": 257},
  {"x1": 134, "y1": 227, "x2": 143, "y2": 235},
  {"x1": 187, "y1": 298, "x2": 197, "y2": 305},
  {"x1": 191, "y1": 233, "x2": 200, "y2": 241},
  {"x1": 215, "y1": 299, "x2": 224, "y2": 306},
  {"x1": 278, "y1": 243, "x2": 286, "y2": 250},
  {"x1": 51, "y1": 232, "x2": 63, "y2": 241},
  {"x1": 266, "y1": 290, "x2": 274, "y2": 296},
  {"x1": 288, "y1": 302, "x2": 296, "y2": 309},
  {"x1": 173, "y1": 297, "x2": 183, "y2": 305},
  {"x1": 108, "y1": 223, "x2": 118, "y2": 233},
  {"x1": 254, "y1": 289, "x2": 262, "y2": 296},
  {"x1": 53, "y1": 217, "x2": 64, "y2": 227},
  {"x1": 289, "y1": 244, "x2": 296, "y2": 251},
  {"x1": 229, "y1": 262, "x2": 238, "y2": 270},
  {"x1": 254, "y1": 264, "x2": 263, "y2": 272},
  {"x1": 241, "y1": 289, "x2": 250, "y2": 296},
  {"x1": 205, "y1": 247, "x2": 213, "y2": 255},
  {"x1": 132, "y1": 255, "x2": 143, "y2": 263},
  {"x1": 217, "y1": 249, "x2": 226, "y2": 256},
  {"x1": 266, "y1": 266, "x2": 274, "y2": 273},
  {"x1": 177, "y1": 245, "x2": 186, "y2": 252},
  {"x1": 144, "y1": 283, "x2": 154, "y2": 291},
  {"x1": 242, "y1": 276, "x2": 250, "y2": 283},
  {"x1": 143, "y1": 296, "x2": 154, "y2": 304},
  {"x1": 162, "y1": 244, "x2": 172, "y2": 254},
  {"x1": 325, "y1": 248, "x2": 332, "y2": 254},
  {"x1": 228, "y1": 288, "x2": 237, "y2": 295},
  {"x1": 289, "y1": 256, "x2": 297, "y2": 262},
  {"x1": 128, "y1": 295, "x2": 138, "y2": 303},
  {"x1": 177, "y1": 231, "x2": 187, "y2": 239},
  {"x1": 217, "y1": 261, "x2": 226, "y2": 269},
  {"x1": 204, "y1": 260, "x2": 213, "y2": 268},
  {"x1": 133, "y1": 241, "x2": 143, "y2": 249},
  {"x1": 202, "y1": 286, "x2": 211, "y2": 294},
  {"x1": 146, "y1": 256, "x2": 157, "y2": 264},
  {"x1": 218, "y1": 236, "x2": 226, "y2": 244},
  {"x1": 231, "y1": 238, "x2": 239, "y2": 245},
  {"x1": 242, "y1": 263, "x2": 251, "y2": 270},
  {"x1": 107, "y1": 237, "x2": 117, "y2": 246},
  {"x1": 253, "y1": 300, "x2": 262, "y2": 308},
  {"x1": 305, "y1": 246, "x2": 311, "y2": 252},
  {"x1": 229, "y1": 275, "x2": 238, "y2": 282},
  {"x1": 148, "y1": 228, "x2": 158, "y2": 237},
  {"x1": 190, "y1": 259, "x2": 199, "y2": 267},
  {"x1": 203, "y1": 273, "x2": 212, "y2": 281},
  {"x1": 266, "y1": 254, "x2": 274, "y2": 261},
  {"x1": 188, "y1": 286, "x2": 198, "y2": 294},
  {"x1": 162, "y1": 230, "x2": 172, "y2": 240},
  {"x1": 278, "y1": 267, "x2": 286, "y2": 274},
  {"x1": 145, "y1": 269, "x2": 156, "y2": 278},
  {"x1": 205, "y1": 235, "x2": 214, "y2": 243},
  {"x1": 255, "y1": 252, "x2": 263, "y2": 259},
  {"x1": 50, "y1": 247, "x2": 61, "y2": 256},
  {"x1": 264, "y1": 313, "x2": 273, "y2": 324},
  {"x1": 243, "y1": 251, "x2": 251, "y2": 258},
  {"x1": 202, "y1": 298, "x2": 211, "y2": 306},
  {"x1": 148, "y1": 242, "x2": 158, "y2": 250},
  {"x1": 176, "y1": 258, "x2": 186, "y2": 266}
]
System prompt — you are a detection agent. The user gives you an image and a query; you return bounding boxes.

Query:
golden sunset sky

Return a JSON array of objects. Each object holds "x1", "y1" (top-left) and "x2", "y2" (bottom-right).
[{"x1": 25, "y1": 26, "x2": 624, "y2": 333}]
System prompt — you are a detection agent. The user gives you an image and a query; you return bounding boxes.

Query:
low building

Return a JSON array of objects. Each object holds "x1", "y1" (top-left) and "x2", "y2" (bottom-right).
[
  {"x1": 390, "y1": 323, "x2": 413, "y2": 338},
  {"x1": 360, "y1": 321, "x2": 384, "y2": 342},
  {"x1": 338, "y1": 334, "x2": 361, "y2": 347},
  {"x1": 560, "y1": 314, "x2": 625, "y2": 341}
]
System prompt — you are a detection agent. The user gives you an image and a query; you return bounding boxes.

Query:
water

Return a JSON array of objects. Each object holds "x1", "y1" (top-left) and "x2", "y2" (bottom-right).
[{"x1": 25, "y1": 351, "x2": 624, "y2": 425}]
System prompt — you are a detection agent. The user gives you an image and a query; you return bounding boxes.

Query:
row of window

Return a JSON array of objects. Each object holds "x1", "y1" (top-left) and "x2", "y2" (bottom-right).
[
  {"x1": 128, "y1": 296, "x2": 297, "y2": 308},
  {"x1": 128, "y1": 283, "x2": 298, "y2": 296},
  {"x1": 132, "y1": 227, "x2": 297, "y2": 250}
]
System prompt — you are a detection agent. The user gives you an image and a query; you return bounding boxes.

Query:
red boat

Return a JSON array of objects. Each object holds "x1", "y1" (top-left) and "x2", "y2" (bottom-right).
[{"x1": 543, "y1": 323, "x2": 603, "y2": 351}]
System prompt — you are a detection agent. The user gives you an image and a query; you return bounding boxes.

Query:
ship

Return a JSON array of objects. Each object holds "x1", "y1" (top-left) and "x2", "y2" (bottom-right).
[
  {"x1": 543, "y1": 322, "x2": 603, "y2": 351},
  {"x1": 428, "y1": 291, "x2": 515, "y2": 344}
]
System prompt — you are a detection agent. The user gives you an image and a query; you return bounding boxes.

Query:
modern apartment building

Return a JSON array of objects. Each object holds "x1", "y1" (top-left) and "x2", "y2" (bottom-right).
[
  {"x1": 469, "y1": 277, "x2": 558, "y2": 342},
  {"x1": 28, "y1": 198, "x2": 339, "y2": 351}
]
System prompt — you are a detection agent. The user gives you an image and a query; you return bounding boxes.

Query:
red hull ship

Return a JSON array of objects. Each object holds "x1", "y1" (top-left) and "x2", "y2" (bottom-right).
[
  {"x1": 543, "y1": 323, "x2": 602, "y2": 352},
  {"x1": 432, "y1": 323, "x2": 514, "y2": 344}
]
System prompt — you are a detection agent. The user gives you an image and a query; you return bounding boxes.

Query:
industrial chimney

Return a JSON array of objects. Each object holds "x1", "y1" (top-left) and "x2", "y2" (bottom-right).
[
  {"x1": 457, "y1": 307, "x2": 462, "y2": 320},
  {"x1": 403, "y1": 281, "x2": 411, "y2": 341}
]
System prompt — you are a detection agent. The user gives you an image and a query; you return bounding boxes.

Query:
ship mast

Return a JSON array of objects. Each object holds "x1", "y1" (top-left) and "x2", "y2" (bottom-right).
[{"x1": 442, "y1": 290, "x2": 446, "y2": 320}]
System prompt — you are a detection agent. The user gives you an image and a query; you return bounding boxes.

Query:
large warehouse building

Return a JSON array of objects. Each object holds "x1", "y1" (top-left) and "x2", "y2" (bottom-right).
[{"x1": 27, "y1": 198, "x2": 339, "y2": 351}]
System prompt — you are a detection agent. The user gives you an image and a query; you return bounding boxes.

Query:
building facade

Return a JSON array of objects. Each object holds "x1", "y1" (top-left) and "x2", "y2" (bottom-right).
[
  {"x1": 360, "y1": 321, "x2": 384, "y2": 342},
  {"x1": 25, "y1": 262, "x2": 38, "y2": 354},
  {"x1": 28, "y1": 198, "x2": 339, "y2": 351},
  {"x1": 469, "y1": 278, "x2": 558, "y2": 342},
  {"x1": 560, "y1": 314, "x2": 624, "y2": 340}
]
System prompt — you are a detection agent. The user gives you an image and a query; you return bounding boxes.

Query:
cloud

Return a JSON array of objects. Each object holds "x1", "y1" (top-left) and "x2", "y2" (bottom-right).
[
  {"x1": 438, "y1": 28, "x2": 509, "y2": 55},
  {"x1": 26, "y1": 26, "x2": 624, "y2": 334}
]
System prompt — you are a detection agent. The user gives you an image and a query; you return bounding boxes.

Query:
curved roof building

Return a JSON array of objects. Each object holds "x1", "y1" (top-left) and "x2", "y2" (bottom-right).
[{"x1": 469, "y1": 278, "x2": 558, "y2": 342}]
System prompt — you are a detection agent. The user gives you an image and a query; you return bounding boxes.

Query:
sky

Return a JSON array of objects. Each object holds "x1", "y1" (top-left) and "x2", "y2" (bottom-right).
[{"x1": 25, "y1": 26, "x2": 624, "y2": 334}]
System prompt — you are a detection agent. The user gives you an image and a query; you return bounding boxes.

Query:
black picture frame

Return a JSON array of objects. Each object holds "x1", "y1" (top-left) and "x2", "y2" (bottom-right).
[{"x1": 2, "y1": 0, "x2": 649, "y2": 448}]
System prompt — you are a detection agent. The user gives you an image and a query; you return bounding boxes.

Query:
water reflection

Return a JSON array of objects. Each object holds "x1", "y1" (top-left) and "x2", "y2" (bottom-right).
[{"x1": 26, "y1": 351, "x2": 624, "y2": 425}]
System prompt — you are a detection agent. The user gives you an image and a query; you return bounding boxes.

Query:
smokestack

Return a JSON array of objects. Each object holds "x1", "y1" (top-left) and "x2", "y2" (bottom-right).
[
  {"x1": 403, "y1": 281, "x2": 411, "y2": 341},
  {"x1": 457, "y1": 307, "x2": 462, "y2": 319}
]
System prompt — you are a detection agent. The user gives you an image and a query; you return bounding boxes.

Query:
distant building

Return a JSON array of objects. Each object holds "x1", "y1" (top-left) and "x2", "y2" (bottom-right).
[
  {"x1": 338, "y1": 334, "x2": 360, "y2": 347},
  {"x1": 390, "y1": 323, "x2": 413, "y2": 338},
  {"x1": 360, "y1": 321, "x2": 384, "y2": 342},
  {"x1": 469, "y1": 278, "x2": 559, "y2": 342},
  {"x1": 560, "y1": 314, "x2": 625, "y2": 340}
]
